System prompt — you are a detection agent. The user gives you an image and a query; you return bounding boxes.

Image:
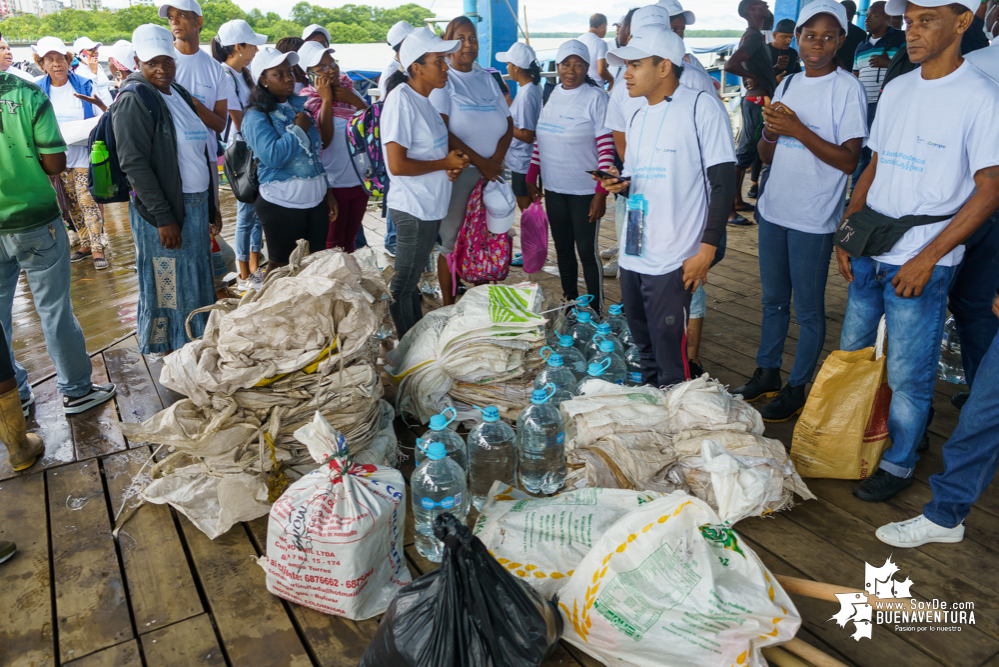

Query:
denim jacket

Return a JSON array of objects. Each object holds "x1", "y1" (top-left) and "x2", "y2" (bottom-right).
[{"x1": 240, "y1": 95, "x2": 327, "y2": 185}]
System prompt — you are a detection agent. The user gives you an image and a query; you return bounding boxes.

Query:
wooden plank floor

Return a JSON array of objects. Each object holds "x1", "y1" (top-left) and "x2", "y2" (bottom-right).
[{"x1": 2, "y1": 190, "x2": 994, "y2": 666}]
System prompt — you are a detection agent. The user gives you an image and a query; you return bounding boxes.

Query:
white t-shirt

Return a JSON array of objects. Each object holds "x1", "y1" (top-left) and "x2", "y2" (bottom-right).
[
  {"x1": 966, "y1": 40, "x2": 999, "y2": 84},
  {"x1": 378, "y1": 59, "x2": 402, "y2": 100},
  {"x1": 220, "y1": 62, "x2": 252, "y2": 146},
  {"x1": 429, "y1": 67, "x2": 511, "y2": 159},
  {"x1": 76, "y1": 63, "x2": 111, "y2": 96},
  {"x1": 577, "y1": 32, "x2": 609, "y2": 83},
  {"x1": 172, "y1": 49, "x2": 233, "y2": 154},
  {"x1": 605, "y1": 67, "x2": 725, "y2": 133},
  {"x1": 683, "y1": 52, "x2": 708, "y2": 76},
  {"x1": 620, "y1": 85, "x2": 736, "y2": 276},
  {"x1": 160, "y1": 89, "x2": 210, "y2": 194},
  {"x1": 507, "y1": 81, "x2": 542, "y2": 173},
  {"x1": 381, "y1": 83, "x2": 452, "y2": 220},
  {"x1": 258, "y1": 102, "x2": 328, "y2": 209},
  {"x1": 49, "y1": 83, "x2": 91, "y2": 168},
  {"x1": 536, "y1": 83, "x2": 610, "y2": 195},
  {"x1": 868, "y1": 62, "x2": 999, "y2": 267},
  {"x1": 324, "y1": 115, "x2": 363, "y2": 188},
  {"x1": 758, "y1": 70, "x2": 869, "y2": 234}
]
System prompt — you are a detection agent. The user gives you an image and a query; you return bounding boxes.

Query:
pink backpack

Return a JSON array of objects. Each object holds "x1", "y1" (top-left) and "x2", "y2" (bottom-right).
[
  {"x1": 519, "y1": 201, "x2": 549, "y2": 274},
  {"x1": 448, "y1": 180, "x2": 512, "y2": 294}
]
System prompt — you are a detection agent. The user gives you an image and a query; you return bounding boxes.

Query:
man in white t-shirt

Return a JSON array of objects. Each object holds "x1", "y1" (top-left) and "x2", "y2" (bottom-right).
[
  {"x1": 578, "y1": 14, "x2": 615, "y2": 88},
  {"x1": 836, "y1": 0, "x2": 999, "y2": 504},
  {"x1": 598, "y1": 26, "x2": 736, "y2": 387}
]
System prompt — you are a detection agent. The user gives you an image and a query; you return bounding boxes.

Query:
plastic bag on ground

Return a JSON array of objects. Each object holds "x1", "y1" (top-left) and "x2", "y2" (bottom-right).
[
  {"x1": 359, "y1": 513, "x2": 562, "y2": 667},
  {"x1": 472, "y1": 482, "x2": 664, "y2": 598},
  {"x1": 257, "y1": 412, "x2": 411, "y2": 620},
  {"x1": 559, "y1": 490, "x2": 801, "y2": 667},
  {"x1": 664, "y1": 375, "x2": 765, "y2": 435},
  {"x1": 520, "y1": 201, "x2": 549, "y2": 273}
]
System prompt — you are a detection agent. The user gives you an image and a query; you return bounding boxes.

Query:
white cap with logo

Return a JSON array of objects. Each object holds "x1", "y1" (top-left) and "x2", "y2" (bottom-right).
[
  {"x1": 158, "y1": 0, "x2": 202, "y2": 19},
  {"x1": 250, "y1": 46, "x2": 300, "y2": 85},
  {"x1": 631, "y1": 4, "x2": 671, "y2": 30},
  {"x1": 399, "y1": 27, "x2": 461, "y2": 69},
  {"x1": 302, "y1": 24, "x2": 332, "y2": 44},
  {"x1": 796, "y1": 0, "x2": 849, "y2": 31},
  {"x1": 73, "y1": 36, "x2": 102, "y2": 52},
  {"x1": 657, "y1": 0, "x2": 696, "y2": 25},
  {"x1": 885, "y1": 0, "x2": 976, "y2": 15},
  {"x1": 218, "y1": 19, "x2": 268, "y2": 47},
  {"x1": 496, "y1": 42, "x2": 537, "y2": 69},
  {"x1": 555, "y1": 39, "x2": 590, "y2": 65},
  {"x1": 298, "y1": 40, "x2": 336, "y2": 69},
  {"x1": 32, "y1": 36, "x2": 68, "y2": 59},
  {"x1": 387, "y1": 20, "x2": 416, "y2": 48},
  {"x1": 132, "y1": 24, "x2": 181, "y2": 62},
  {"x1": 484, "y1": 179, "x2": 517, "y2": 234},
  {"x1": 607, "y1": 24, "x2": 686, "y2": 68}
]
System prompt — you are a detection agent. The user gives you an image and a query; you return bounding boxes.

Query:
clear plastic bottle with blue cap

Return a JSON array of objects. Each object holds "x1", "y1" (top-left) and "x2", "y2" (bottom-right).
[
  {"x1": 516, "y1": 383, "x2": 567, "y2": 495},
  {"x1": 576, "y1": 358, "x2": 617, "y2": 393},
  {"x1": 570, "y1": 294, "x2": 600, "y2": 323},
  {"x1": 583, "y1": 325, "x2": 624, "y2": 361},
  {"x1": 605, "y1": 304, "x2": 631, "y2": 341},
  {"x1": 465, "y1": 406, "x2": 517, "y2": 510},
  {"x1": 534, "y1": 348, "x2": 577, "y2": 406},
  {"x1": 411, "y1": 440, "x2": 469, "y2": 562},
  {"x1": 590, "y1": 340, "x2": 627, "y2": 385},
  {"x1": 625, "y1": 344, "x2": 643, "y2": 386},
  {"x1": 568, "y1": 310, "x2": 599, "y2": 353},
  {"x1": 553, "y1": 334, "x2": 588, "y2": 380},
  {"x1": 416, "y1": 407, "x2": 467, "y2": 471}
]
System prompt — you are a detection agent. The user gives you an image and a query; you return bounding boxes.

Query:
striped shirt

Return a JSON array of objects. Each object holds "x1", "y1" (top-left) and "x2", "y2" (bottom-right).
[{"x1": 853, "y1": 27, "x2": 906, "y2": 106}]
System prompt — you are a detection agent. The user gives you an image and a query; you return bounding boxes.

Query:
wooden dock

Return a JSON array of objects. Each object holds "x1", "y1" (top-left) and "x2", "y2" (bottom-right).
[{"x1": 1, "y1": 190, "x2": 993, "y2": 667}]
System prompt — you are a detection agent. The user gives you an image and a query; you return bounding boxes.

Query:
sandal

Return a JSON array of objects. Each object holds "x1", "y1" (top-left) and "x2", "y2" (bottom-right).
[
  {"x1": 510, "y1": 253, "x2": 524, "y2": 267},
  {"x1": 727, "y1": 213, "x2": 754, "y2": 226},
  {"x1": 733, "y1": 202, "x2": 755, "y2": 212},
  {"x1": 70, "y1": 249, "x2": 92, "y2": 263},
  {"x1": 93, "y1": 256, "x2": 109, "y2": 270}
]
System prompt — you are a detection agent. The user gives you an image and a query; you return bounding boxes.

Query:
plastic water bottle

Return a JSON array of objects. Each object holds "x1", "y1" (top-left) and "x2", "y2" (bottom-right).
[
  {"x1": 590, "y1": 340, "x2": 627, "y2": 385},
  {"x1": 577, "y1": 358, "x2": 613, "y2": 393},
  {"x1": 605, "y1": 304, "x2": 631, "y2": 341},
  {"x1": 466, "y1": 406, "x2": 517, "y2": 511},
  {"x1": 584, "y1": 325, "x2": 624, "y2": 360},
  {"x1": 571, "y1": 294, "x2": 600, "y2": 323},
  {"x1": 625, "y1": 344, "x2": 643, "y2": 386},
  {"x1": 938, "y1": 316, "x2": 965, "y2": 384},
  {"x1": 568, "y1": 310, "x2": 599, "y2": 354},
  {"x1": 411, "y1": 440, "x2": 469, "y2": 562},
  {"x1": 90, "y1": 140, "x2": 115, "y2": 199},
  {"x1": 516, "y1": 384, "x2": 567, "y2": 495},
  {"x1": 554, "y1": 334, "x2": 589, "y2": 380},
  {"x1": 416, "y1": 407, "x2": 467, "y2": 471},
  {"x1": 619, "y1": 325, "x2": 634, "y2": 349},
  {"x1": 534, "y1": 348, "x2": 577, "y2": 406}
]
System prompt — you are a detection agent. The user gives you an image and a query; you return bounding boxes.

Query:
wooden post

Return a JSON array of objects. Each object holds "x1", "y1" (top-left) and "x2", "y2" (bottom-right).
[{"x1": 523, "y1": 5, "x2": 530, "y2": 45}]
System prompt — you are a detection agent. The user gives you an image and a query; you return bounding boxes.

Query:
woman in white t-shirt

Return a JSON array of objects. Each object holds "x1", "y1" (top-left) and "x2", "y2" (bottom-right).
[
  {"x1": 33, "y1": 37, "x2": 112, "y2": 270},
  {"x1": 429, "y1": 16, "x2": 514, "y2": 305},
  {"x1": 526, "y1": 39, "x2": 615, "y2": 314},
  {"x1": 735, "y1": 3, "x2": 868, "y2": 422},
  {"x1": 497, "y1": 42, "x2": 543, "y2": 212},
  {"x1": 381, "y1": 27, "x2": 470, "y2": 336},
  {"x1": 212, "y1": 19, "x2": 266, "y2": 292}
]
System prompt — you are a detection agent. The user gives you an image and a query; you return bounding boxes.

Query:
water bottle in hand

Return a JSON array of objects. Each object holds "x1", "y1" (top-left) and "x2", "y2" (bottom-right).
[
  {"x1": 466, "y1": 406, "x2": 517, "y2": 510},
  {"x1": 554, "y1": 334, "x2": 589, "y2": 380},
  {"x1": 412, "y1": 441, "x2": 469, "y2": 562},
  {"x1": 534, "y1": 348, "x2": 577, "y2": 406},
  {"x1": 516, "y1": 384, "x2": 567, "y2": 495},
  {"x1": 416, "y1": 407, "x2": 467, "y2": 471}
]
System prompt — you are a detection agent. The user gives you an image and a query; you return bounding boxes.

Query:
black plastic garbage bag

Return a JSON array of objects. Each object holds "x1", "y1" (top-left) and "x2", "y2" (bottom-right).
[{"x1": 358, "y1": 512, "x2": 563, "y2": 667}]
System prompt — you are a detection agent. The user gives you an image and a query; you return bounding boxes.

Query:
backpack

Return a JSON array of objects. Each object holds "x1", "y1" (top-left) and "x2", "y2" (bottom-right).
[
  {"x1": 345, "y1": 102, "x2": 388, "y2": 197},
  {"x1": 448, "y1": 180, "x2": 512, "y2": 292},
  {"x1": 86, "y1": 81, "x2": 160, "y2": 204}
]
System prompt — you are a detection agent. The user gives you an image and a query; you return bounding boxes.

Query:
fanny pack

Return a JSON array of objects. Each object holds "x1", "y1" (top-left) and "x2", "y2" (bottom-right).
[{"x1": 834, "y1": 204, "x2": 955, "y2": 258}]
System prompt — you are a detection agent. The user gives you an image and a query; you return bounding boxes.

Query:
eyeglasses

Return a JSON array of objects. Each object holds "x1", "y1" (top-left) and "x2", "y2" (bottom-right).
[{"x1": 310, "y1": 60, "x2": 339, "y2": 74}]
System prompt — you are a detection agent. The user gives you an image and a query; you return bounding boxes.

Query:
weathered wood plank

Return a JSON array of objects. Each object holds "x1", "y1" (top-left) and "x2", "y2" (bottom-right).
[
  {"x1": 142, "y1": 355, "x2": 184, "y2": 410},
  {"x1": 141, "y1": 614, "x2": 225, "y2": 667},
  {"x1": 62, "y1": 640, "x2": 141, "y2": 667},
  {"x1": 48, "y1": 461, "x2": 133, "y2": 663},
  {"x1": 70, "y1": 354, "x2": 127, "y2": 461},
  {"x1": 103, "y1": 448, "x2": 203, "y2": 632},
  {"x1": 0, "y1": 473, "x2": 55, "y2": 666},
  {"x1": 104, "y1": 347, "x2": 164, "y2": 426}
]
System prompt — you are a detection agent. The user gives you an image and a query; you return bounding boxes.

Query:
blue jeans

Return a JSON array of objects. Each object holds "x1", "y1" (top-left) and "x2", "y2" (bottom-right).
[
  {"x1": 840, "y1": 256, "x2": 956, "y2": 478},
  {"x1": 0, "y1": 218, "x2": 93, "y2": 399},
  {"x1": 384, "y1": 207, "x2": 397, "y2": 251},
  {"x1": 355, "y1": 224, "x2": 368, "y2": 249},
  {"x1": 234, "y1": 199, "x2": 262, "y2": 263},
  {"x1": 923, "y1": 329, "x2": 999, "y2": 527},
  {"x1": 851, "y1": 102, "x2": 878, "y2": 190},
  {"x1": 757, "y1": 218, "x2": 834, "y2": 386},
  {"x1": 949, "y1": 212, "x2": 999, "y2": 387}
]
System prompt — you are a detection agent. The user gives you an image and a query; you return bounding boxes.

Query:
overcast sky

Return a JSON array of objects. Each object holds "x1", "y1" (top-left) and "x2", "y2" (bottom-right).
[{"x1": 102, "y1": 0, "x2": 747, "y2": 32}]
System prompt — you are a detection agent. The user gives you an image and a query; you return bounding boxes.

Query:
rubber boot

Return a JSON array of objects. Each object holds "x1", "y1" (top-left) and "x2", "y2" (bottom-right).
[{"x1": 0, "y1": 387, "x2": 44, "y2": 471}]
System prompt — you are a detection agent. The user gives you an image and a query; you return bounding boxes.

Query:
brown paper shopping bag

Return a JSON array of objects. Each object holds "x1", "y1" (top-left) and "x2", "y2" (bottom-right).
[{"x1": 791, "y1": 316, "x2": 891, "y2": 479}]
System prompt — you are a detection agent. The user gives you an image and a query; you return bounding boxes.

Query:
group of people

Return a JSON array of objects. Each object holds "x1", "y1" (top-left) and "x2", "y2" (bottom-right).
[{"x1": 2, "y1": 0, "x2": 999, "y2": 551}]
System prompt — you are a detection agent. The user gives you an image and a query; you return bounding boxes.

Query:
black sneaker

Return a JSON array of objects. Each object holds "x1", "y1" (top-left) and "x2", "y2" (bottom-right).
[
  {"x1": 951, "y1": 391, "x2": 969, "y2": 410},
  {"x1": 688, "y1": 360, "x2": 706, "y2": 379},
  {"x1": 760, "y1": 383, "x2": 807, "y2": 422},
  {"x1": 733, "y1": 367, "x2": 782, "y2": 402},
  {"x1": 853, "y1": 469, "x2": 913, "y2": 503},
  {"x1": 63, "y1": 383, "x2": 116, "y2": 415},
  {"x1": 21, "y1": 392, "x2": 35, "y2": 418},
  {"x1": 747, "y1": 182, "x2": 759, "y2": 199},
  {"x1": 917, "y1": 429, "x2": 929, "y2": 452},
  {"x1": 70, "y1": 249, "x2": 92, "y2": 263}
]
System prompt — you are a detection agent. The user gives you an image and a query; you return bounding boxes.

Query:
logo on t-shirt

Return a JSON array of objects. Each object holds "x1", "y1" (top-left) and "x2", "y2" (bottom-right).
[
  {"x1": 916, "y1": 135, "x2": 946, "y2": 149},
  {"x1": 0, "y1": 99, "x2": 22, "y2": 114}
]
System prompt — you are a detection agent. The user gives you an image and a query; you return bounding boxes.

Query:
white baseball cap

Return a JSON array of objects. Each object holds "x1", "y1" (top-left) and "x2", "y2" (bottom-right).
[
  {"x1": 73, "y1": 37, "x2": 102, "y2": 52},
  {"x1": 496, "y1": 42, "x2": 537, "y2": 69},
  {"x1": 886, "y1": 0, "x2": 976, "y2": 15},
  {"x1": 631, "y1": 4, "x2": 671, "y2": 30},
  {"x1": 107, "y1": 40, "x2": 136, "y2": 71},
  {"x1": 302, "y1": 24, "x2": 332, "y2": 44},
  {"x1": 387, "y1": 20, "x2": 415, "y2": 48},
  {"x1": 298, "y1": 40, "x2": 336, "y2": 69},
  {"x1": 132, "y1": 24, "x2": 180, "y2": 62},
  {"x1": 250, "y1": 46, "x2": 300, "y2": 84},
  {"x1": 484, "y1": 179, "x2": 517, "y2": 234},
  {"x1": 607, "y1": 24, "x2": 686, "y2": 67},
  {"x1": 158, "y1": 0, "x2": 201, "y2": 18},
  {"x1": 217, "y1": 19, "x2": 267, "y2": 47},
  {"x1": 796, "y1": 0, "x2": 849, "y2": 31},
  {"x1": 399, "y1": 27, "x2": 461, "y2": 70},
  {"x1": 555, "y1": 39, "x2": 590, "y2": 65},
  {"x1": 657, "y1": 0, "x2": 696, "y2": 25},
  {"x1": 32, "y1": 36, "x2": 68, "y2": 59}
]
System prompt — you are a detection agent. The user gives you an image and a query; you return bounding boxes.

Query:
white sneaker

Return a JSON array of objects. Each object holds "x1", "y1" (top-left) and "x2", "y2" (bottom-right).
[
  {"x1": 250, "y1": 270, "x2": 266, "y2": 290},
  {"x1": 876, "y1": 514, "x2": 964, "y2": 548},
  {"x1": 236, "y1": 277, "x2": 256, "y2": 294},
  {"x1": 603, "y1": 259, "x2": 618, "y2": 277},
  {"x1": 600, "y1": 245, "x2": 618, "y2": 259}
]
